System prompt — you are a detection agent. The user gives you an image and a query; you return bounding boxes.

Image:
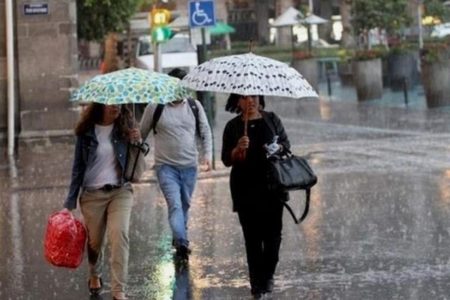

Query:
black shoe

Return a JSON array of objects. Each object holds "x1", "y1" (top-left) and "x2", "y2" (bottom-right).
[
  {"x1": 251, "y1": 288, "x2": 264, "y2": 299},
  {"x1": 175, "y1": 245, "x2": 190, "y2": 260},
  {"x1": 173, "y1": 240, "x2": 192, "y2": 253},
  {"x1": 88, "y1": 277, "x2": 103, "y2": 295},
  {"x1": 263, "y1": 278, "x2": 274, "y2": 293}
]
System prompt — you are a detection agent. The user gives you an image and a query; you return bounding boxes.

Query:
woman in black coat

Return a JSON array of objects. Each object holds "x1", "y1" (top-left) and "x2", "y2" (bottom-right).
[{"x1": 221, "y1": 94, "x2": 290, "y2": 299}]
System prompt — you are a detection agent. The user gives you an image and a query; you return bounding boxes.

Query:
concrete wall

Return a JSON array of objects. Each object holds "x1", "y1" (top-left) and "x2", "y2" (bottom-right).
[
  {"x1": 15, "y1": 0, "x2": 79, "y2": 136},
  {"x1": 0, "y1": 2, "x2": 6, "y2": 137}
]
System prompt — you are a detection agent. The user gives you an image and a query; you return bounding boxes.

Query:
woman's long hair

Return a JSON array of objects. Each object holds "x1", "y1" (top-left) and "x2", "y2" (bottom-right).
[
  {"x1": 75, "y1": 103, "x2": 134, "y2": 140},
  {"x1": 225, "y1": 94, "x2": 265, "y2": 113}
]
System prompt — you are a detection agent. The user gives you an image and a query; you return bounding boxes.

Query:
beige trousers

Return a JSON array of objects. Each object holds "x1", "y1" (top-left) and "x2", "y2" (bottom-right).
[{"x1": 79, "y1": 186, "x2": 133, "y2": 294}]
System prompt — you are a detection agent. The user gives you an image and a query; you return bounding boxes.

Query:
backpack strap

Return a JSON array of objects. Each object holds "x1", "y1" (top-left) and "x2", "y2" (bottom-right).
[
  {"x1": 187, "y1": 98, "x2": 201, "y2": 138},
  {"x1": 150, "y1": 104, "x2": 164, "y2": 135},
  {"x1": 151, "y1": 99, "x2": 201, "y2": 138}
]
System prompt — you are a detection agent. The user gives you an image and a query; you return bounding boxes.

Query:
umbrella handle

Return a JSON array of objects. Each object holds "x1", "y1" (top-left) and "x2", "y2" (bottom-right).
[{"x1": 243, "y1": 103, "x2": 249, "y2": 136}]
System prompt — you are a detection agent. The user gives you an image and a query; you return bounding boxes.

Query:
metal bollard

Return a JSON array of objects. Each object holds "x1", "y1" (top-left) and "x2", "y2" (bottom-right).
[
  {"x1": 403, "y1": 77, "x2": 408, "y2": 106},
  {"x1": 326, "y1": 70, "x2": 332, "y2": 99}
]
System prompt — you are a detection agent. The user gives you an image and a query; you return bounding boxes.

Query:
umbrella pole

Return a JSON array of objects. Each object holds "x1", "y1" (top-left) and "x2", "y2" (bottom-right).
[
  {"x1": 240, "y1": 102, "x2": 249, "y2": 161},
  {"x1": 243, "y1": 103, "x2": 249, "y2": 136},
  {"x1": 132, "y1": 104, "x2": 137, "y2": 129}
]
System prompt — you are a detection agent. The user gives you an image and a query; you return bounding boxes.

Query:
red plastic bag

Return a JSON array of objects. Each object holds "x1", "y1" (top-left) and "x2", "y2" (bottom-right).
[{"x1": 44, "y1": 209, "x2": 87, "y2": 268}]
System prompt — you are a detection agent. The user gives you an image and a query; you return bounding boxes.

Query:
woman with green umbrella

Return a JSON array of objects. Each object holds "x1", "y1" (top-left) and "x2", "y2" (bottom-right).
[
  {"x1": 64, "y1": 102, "x2": 140, "y2": 300},
  {"x1": 66, "y1": 67, "x2": 190, "y2": 299}
]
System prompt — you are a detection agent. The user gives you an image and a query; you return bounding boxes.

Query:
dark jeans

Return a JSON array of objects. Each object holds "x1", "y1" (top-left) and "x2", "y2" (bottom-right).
[{"x1": 237, "y1": 195, "x2": 284, "y2": 291}]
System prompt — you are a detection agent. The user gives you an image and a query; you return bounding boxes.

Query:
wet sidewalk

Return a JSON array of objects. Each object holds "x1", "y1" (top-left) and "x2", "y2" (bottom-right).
[{"x1": 2, "y1": 87, "x2": 450, "y2": 299}]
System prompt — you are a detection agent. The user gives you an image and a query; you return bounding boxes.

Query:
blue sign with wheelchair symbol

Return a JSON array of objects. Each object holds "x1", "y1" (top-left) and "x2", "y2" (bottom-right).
[{"x1": 189, "y1": 0, "x2": 216, "y2": 28}]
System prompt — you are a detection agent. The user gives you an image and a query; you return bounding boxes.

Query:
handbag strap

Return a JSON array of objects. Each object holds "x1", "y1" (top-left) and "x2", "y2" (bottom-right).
[
  {"x1": 126, "y1": 142, "x2": 150, "y2": 181},
  {"x1": 283, "y1": 189, "x2": 311, "y2": 224},
  {"x1": 261, "y1": 111, "x2": 277, "y2": 138}
]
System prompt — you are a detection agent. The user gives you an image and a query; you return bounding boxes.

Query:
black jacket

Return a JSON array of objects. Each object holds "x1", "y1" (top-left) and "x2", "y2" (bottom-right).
[{"x1": 221, "y1": 111, "x2": 290, "y2": 211}]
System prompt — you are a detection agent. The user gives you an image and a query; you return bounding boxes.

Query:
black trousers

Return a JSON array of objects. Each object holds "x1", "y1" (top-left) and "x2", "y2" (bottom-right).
[{"x1": 237, "y1": 196, "x2": 284, "y2": 290}]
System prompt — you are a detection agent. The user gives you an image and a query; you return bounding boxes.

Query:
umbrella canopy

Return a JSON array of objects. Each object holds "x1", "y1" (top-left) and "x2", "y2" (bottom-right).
[
  {"x1": 208, "y1": 22, "x2": 236, "y2": 35},
  {"x1": 299, "y1": 14, "x2": 329, "y2": 53},
  {"x1": 181, "y1": 52, "x2": 318, "y2": 99},
  {"x1": 300, "y1": 13, "x2": 328, "y2": 25},
  {"x1": 271, "y1": 7, "x2": 304, "y2": 27},
  {"x1": 71, "y1": 68, "x2": 190, "y2": 105}
]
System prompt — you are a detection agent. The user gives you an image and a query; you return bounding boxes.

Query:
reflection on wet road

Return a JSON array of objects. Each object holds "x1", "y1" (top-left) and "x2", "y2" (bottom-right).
[{"x1": 2, "y1": 97, "x2": 450, "y2": 299}]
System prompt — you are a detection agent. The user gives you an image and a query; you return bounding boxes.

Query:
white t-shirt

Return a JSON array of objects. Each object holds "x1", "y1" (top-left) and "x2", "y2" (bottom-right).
[{"x1": 83, "y1": 124, "x2": 120, "y2": 188}]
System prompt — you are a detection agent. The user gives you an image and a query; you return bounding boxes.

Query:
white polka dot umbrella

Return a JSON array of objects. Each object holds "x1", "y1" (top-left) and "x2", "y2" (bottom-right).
[{"x1": 181, "y1": 52, "x2": 318, "y2": 98}]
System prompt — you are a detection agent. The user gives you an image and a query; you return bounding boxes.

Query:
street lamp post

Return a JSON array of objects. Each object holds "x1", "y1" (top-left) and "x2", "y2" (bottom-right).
[
  {"x1": 6, "y1": 0, "x2": 15, "y2": 157},
  {"x1": 418, "y1": 0, "x2": 424, "y2": 49}
]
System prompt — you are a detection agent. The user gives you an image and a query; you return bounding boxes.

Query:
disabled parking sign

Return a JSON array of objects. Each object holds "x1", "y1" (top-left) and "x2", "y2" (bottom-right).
[{"x1": 189, "y1": 0, "x2": 216, "y2": 28}]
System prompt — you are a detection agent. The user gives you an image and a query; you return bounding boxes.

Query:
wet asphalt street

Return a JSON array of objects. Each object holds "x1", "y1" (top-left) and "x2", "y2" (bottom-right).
[{"x1": 2, "y1": 93, "x2": 450, "y2": 300}]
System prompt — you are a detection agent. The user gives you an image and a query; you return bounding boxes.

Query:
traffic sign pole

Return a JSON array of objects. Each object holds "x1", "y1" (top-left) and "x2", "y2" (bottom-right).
[
  {"x1": 189, "y1": 0, "x2": 217, "y2": 169},
  {"x1": 149, "y1": 8, "x2": 172, "y2": 72},
  {"x1": 153, "y1": 42, "x2": 162, "y2": 72}
]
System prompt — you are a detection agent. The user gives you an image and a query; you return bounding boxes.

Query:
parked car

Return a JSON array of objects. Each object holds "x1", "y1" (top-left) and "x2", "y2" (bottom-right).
[
  {"x1": 431, "y1": 23, "x2": 450, "y2": 38},
  {"x1": 135, "y1": 33, "x2": 198, "y2": 73}
]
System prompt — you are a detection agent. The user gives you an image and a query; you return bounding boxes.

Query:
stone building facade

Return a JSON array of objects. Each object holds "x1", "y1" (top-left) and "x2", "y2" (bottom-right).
[{"x1": 1, "y1": 0, "x2": 79, "y2": 148}]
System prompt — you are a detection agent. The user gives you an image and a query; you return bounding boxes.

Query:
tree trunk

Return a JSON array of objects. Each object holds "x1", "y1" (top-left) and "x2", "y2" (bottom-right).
[
  {"x1": 275, "y1": 0, "x2": 294, "y2": 46},
  {"x1": 102, "y1": 32, "x2": 119, "y2": 74},
  {"x1": 255, "y1": 0, "x2": 270, "y2": 44},
  {"x1": 407, "y1": 0, "x2": 419, "y2": 27},
  {"x1": 339, "y1": 0, "x2": 355, "y2": 48}
]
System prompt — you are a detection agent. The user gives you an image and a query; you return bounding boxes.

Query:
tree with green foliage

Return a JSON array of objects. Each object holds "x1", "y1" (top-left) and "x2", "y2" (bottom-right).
[
  {"x1": 423, "y1": 0, "x2": 450, "y2": 22},
  {"x1": 77, "y1": 0, "x2": 144, "y2": 72},
  {"x1": 77, "y1": 0, "x2": 141, "y2": 41},
  {"x1": 352, "y1": 0, "x2": 411, "y2": 49}
]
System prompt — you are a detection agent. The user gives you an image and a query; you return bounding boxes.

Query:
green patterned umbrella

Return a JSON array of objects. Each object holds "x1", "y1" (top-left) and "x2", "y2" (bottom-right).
[{"x1": 71, "y1": 67, "x2": 190, "y2": 105}]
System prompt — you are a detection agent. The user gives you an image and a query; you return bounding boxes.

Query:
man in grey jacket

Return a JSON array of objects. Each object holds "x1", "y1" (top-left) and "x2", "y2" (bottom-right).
[{"x1": 140, "y1": 68, "x2": 212, "y2": 260}]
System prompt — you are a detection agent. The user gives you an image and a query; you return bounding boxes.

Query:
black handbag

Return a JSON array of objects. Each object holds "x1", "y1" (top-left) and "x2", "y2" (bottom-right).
[
  {"x1": 262, "y1": 112, "x2": 318, "y2": 224},
  {"x1": 267, "y1": 150, "x2": 317, "y2": 192},
  {"x1": 267, "y1": 150, "x2": 317, "y2": 224}
]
